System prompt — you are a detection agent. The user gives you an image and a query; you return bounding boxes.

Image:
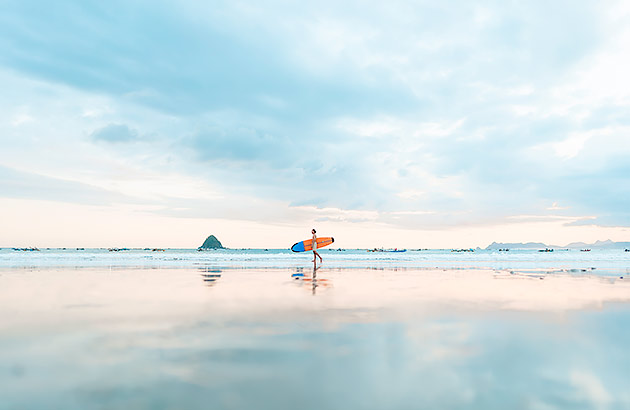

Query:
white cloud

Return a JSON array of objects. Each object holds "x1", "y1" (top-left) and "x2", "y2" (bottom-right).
[
  {"x1": 11, "y1": 112, "x2": 33, "y2": 126},
  {"x1": 551, "y1": 134, "x2": 591, "y2": 160},
  {"x1": 510, "y1": 105, "x2": 537, "y2": 117},
  {"x1": 547, "y1": 202, "x2": 569, "y2": 211},
  {"x1": 336, "y1": 117, "x2": 465, "y2": 139},
  {"x1": 396, "y1": 190, "x2": 426, "y2": 200},
  {"x1": 570, "y1": 370, "x2": 611, "y2": 410}
]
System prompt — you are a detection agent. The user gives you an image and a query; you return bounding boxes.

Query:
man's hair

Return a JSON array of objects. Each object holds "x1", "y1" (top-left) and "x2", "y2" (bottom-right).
[{"x1": 312, "y1": 229, "x2": 316, "y2": 233}]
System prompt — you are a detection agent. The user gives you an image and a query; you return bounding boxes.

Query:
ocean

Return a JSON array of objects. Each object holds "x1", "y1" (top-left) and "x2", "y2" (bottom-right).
[
  {"x1": 1, "y1": 248, "x2": 629, "y2": 409},
  {"x1": 1, "y1": 247, "x2": 629, "y2": 274}
]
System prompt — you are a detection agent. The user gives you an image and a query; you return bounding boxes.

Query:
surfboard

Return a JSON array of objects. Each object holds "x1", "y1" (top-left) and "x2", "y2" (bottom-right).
[{"x1": 291, "y1": 237, "x2": 334, "y2": 252}]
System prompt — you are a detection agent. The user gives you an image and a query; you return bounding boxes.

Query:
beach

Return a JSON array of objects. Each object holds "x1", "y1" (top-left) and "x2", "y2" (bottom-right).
[{"x1": 1, "y1": 249, "x2": 629, "y2": 409}]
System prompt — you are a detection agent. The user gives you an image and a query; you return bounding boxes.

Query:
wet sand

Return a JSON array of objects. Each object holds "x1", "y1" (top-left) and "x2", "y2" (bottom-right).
[{"x1": 1, "y1": 266, "x2": 629, "y2": 409}]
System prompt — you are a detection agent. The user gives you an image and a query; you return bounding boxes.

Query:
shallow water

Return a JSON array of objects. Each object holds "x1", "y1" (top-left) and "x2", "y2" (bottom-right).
[
  {"x1": 1, "y1": 253, "x2": 630, "y2": 409},
  {"x1": 1, "y1": 248, "x2": 629, "y2": 276}
]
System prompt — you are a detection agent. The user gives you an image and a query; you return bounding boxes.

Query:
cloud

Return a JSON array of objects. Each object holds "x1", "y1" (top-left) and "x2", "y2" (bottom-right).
[
  {"x1": 570, "y1": 371, "x2": 611, "y2": 410},
  {"x1": 0, "y1": 165, "x2": 133, "y2": 205},
  {"x1": 547, "y1": 202, "x2": 569, "y2": 211},
  {"x1": 91, "y1": 123, "x2": 138, "y2": 143},
  {"x1": 0, "y1": 0, "x2": 629, "y2": 240}
]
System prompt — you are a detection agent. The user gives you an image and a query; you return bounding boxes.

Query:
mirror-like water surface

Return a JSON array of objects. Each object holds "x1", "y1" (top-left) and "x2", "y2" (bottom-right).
[{"x1": 1, "y1": 251, "x2": 629, "y2": 409}]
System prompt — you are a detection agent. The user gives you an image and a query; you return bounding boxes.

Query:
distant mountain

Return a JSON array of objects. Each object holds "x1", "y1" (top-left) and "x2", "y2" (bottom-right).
[
  {"x1": 562, "y1": 240, "x2": 630, "y2": 249},
  {"x1": 486, "y1": 241, "x2": 547, "y2": 250},
  {"x1": 564, "y1": 241, "x2": 590, "y2": 249},
  {"x1": 199, "y1": 235, "x2": 224, "y2": 249},
  {"x1": 588, "y1": 240, "x2": 630, "y2": 249},
  {"x1": 486, "y1": 240, "x2": 630, "y2": 250}
]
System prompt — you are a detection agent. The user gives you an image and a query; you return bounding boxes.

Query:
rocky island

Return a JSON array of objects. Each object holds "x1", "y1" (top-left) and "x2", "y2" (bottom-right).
[{"x1": 198, "y1": 235, "x2": 225, "y2": 250}]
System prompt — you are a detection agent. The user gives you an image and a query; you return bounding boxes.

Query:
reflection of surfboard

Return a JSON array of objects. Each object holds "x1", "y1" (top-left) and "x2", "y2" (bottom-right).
[{"x1": 291, "y1": 237, "x2": 334, "y2": 252}]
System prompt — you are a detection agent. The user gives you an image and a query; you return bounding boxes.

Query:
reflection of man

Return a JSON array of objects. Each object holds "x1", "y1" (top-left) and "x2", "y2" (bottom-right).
[
  {"x1": 312, "y1": 260, "x2": 318, "y2": 295},
  {"x1": 292, "y1": 262, "x2": 329, "y2": 295},
  {"x1": 311, "y1": 229, "x2": 323, "y2": 264}
]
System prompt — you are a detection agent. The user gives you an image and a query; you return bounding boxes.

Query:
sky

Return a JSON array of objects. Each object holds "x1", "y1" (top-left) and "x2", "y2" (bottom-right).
[{"x1": 1, "y1": 0, "x2": 629, "y2": 248}]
